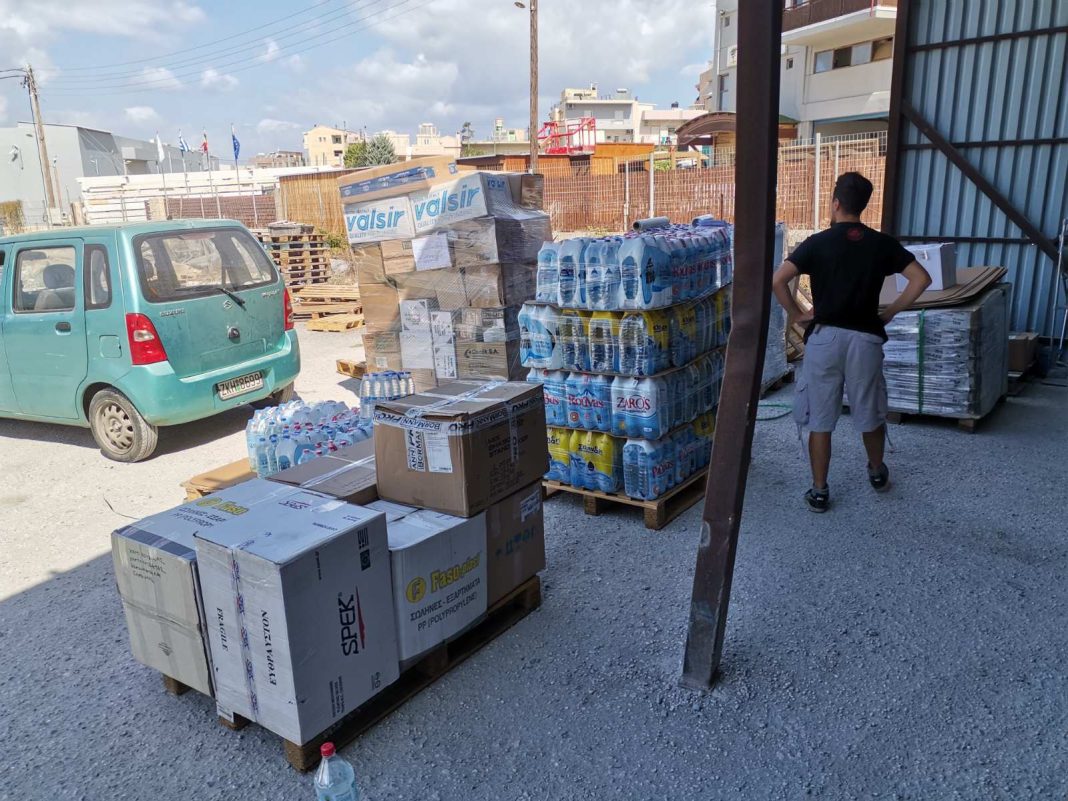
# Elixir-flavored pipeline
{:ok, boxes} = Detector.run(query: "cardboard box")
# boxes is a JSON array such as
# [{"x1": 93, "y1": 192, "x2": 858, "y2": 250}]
[
  {"x1": 368, "y1": 500, "x2": 488, "y2": 662},
  {"x1": 400, "y1": 331, "x2": 434, "y2": 369},
  {"x1": 508, "y1": 173, "x2": 545, "y2": 210},
  {"x1": 445, "y1": 216, "x2": 552, "y2": 269},
  {"x1": 181, "y1": 459, "x2": 254, "y2": 500},
  {"x1": 394, "y1": 270, "x2": 443, "y2": 301},
  {"x1": 360, "y1": 282, "x2": 401, "y2": 329},
  {"x1": 112, "y1": 525, "x2": 213, "y2": 697},
  {"x1": 193, "y1": 480, "x2": 399, "y2": 745},
  {"x1": 430, "y1": 310, "x2": 460, "y2": 344},
  {"x1": 338, "y1": 157, "x2": 462, "y2": 205},
  {"x1": 269, "y1": 438, "x2": 377, "y2": 506},
  {"x1": 400, "y1": 298, "x2": 438, "y2": 332},
  {"x1": 433, "y1": 343, "x2": 458, "y2": 380},
  {"x1": 352, "y1": 243, "x2": 386, "y2": 285},
  {"x1": 435, "y1": 278, "x2": 468, "y2": 310},
  {"x1": 409, "y1": 368, "x2": 438, "y2": 393},
  {"x1": 365, "y1": 341, "x2": 404, "y2": 371},
  {"x1": 344, "y1": 195, "x2": 416, "y2": 244},
  {"x1": 409, "y1": 172, "x2": 530, "y2": 234},
  {"x1": 456, "y1": 339, "x2": 524, "y2": 381},
  {"x1": 464, "y1": 263, "x2": 537, "y2": 308},
  {"x1": 484, "y1": 482, "x2": 546, "y2": 606},
  {"x1": 374, "y1": 380, "x2": 547, "y2": 517},
  {"x1": 900, "y1": 243, "x2": 957, "y2": 291},
  {"x1": 1008, "y1": 332, "x2": 1038, "y2": 373}
]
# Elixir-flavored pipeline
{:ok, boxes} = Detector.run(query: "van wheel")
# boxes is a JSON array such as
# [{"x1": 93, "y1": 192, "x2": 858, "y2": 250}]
[
  {"x1": 251, "y1": 383, "x2": 295, "y2": 409},
  {"x1": 89, "y1": 389, "x2": 159, "y2": 463}
]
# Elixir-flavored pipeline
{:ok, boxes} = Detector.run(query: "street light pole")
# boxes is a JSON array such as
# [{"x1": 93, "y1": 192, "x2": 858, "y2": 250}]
[{"x1": 528, "y1": 0, "x2": 538, "y2": 175}]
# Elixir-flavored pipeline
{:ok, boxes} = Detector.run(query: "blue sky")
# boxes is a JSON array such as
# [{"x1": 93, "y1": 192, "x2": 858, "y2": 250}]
[{"x1": 0, "y1": 0, "x2": 715, "y2": 158}]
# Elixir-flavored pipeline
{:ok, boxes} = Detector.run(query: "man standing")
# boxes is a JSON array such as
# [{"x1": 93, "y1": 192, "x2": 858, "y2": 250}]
[{"x1": 772, "y1": 172, "x2": 932, "y2": 512}]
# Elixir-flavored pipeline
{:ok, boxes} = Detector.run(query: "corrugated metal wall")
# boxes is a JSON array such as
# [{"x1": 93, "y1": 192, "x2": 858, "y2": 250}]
[{"x1": 888, "y1": 0, "x2": 1067, "y2": 335}]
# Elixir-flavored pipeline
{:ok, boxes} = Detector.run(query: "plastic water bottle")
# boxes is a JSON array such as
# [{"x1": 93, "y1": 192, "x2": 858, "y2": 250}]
[
  {"x1": 623, "y1": 437, "x2": 674, "y2": 501},
  {"x1": 568, "y1": 429, "x2": 586, "y2": 489},
  {"x1": 599, "y1": 237, "x2": 622, "y2": 311},
  {"x1": 529, "y1": 368, "x2": 567, "y2": 427},
  {"x1": 559, "y1": 310, "x2": 591, "y2": 372},
  {"x1": 619, "y1": 234, "x2": 671, "y2": 309},
  {"x1": 519, "y1": 304, "x2": 537, "y2": 367},
  {"x1": 557, "y1": 237, "x2": 590, "y2": 308},
  {"x1": 588, "y1": 312, "x2": 620, "y2": 374},
  {"x1": 588, "y1": 374, "x2": 612, "y2": 432},
  {"x1": 536, "y1": 242, "x2": 561, "y2": 303},
  {"x1": 276, "y1": 435, "x2": 297, "y2": 472},
  {"x1": 314, "y1": 742, "x2": 360, "y2": 801},
  {"x1": 546, "y1": 427, "x2": 571, "y2": 482},
  {"x1": 564, "y1": 371, "x2": 587, "y2": 429},
  {"x1": 583, "y1": 239, "x2": 606, "y2": 310}
]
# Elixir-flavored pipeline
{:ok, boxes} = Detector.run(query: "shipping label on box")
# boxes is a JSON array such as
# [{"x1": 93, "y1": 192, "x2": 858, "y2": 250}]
[
  {"x1": 399, "y1": 298, "x2": 438, "y2": 332},
  {"x1": 433, "y1": 343, "x2": 458, "y2": 380},
  {"x1": 457, "y1": 339, "x2": 523, "y2": 381},
  {"x1": 430, "y1": 310, "x2": 460, "y2": 344},
  {"x1": 345, "y1": 196, "x2": 415, "y2": 244},
  {"x1": 412, "y1": 233, "x2": 453, "y2": 271},
  {"x1": 400, "y1": 331, "x2": 434, "y2": 369},
  {"x1": 192, "y1": 480, "x2": 399, "y2": 745},
  {"x1": 368, "y1": 502, "x2": 488, "y2": 661}
]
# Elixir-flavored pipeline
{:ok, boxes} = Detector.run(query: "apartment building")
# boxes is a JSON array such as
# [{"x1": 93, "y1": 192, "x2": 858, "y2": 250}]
[
  {"x1": 252, "y1": 150, "x2": 306, "y2": 169},
  {"x1": 303, "y1": 124, "x2": 363, "y2": 167},
  {"x1": 698, "y1": 0, "x2": 898, "y2": 138},
  {"x1": 551, "y1": 86, "x2": 704, "y2": 145},
  {"x1": 411, "y1": 123, "x2": 462, "y2": 159}
]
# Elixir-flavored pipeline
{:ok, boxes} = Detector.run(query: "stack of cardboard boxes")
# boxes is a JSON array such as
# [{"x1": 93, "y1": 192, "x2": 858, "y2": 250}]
[
  {"x1": 111, "y1": 380, "x2": 548, "y2": 747},
  {"x1": 343, "y1": 158, "x2": 552, "y2": 391}
]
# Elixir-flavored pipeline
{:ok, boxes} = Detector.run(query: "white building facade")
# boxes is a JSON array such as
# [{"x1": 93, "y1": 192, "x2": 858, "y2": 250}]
[
  {"x1": 698, "y1": 0, "x2": 897, "y2": 138},
  {"x1": 551, "y1": 86, "x2": 704, "y2": 145}
]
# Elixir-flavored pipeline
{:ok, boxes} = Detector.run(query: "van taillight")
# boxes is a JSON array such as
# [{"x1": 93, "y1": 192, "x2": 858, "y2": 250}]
[
  {"x1": 125, "y1": 313, "x2": 168, "y2": 365},
  {"x1": 283, "y1": 287, "x2": 294, "y2": 331}
]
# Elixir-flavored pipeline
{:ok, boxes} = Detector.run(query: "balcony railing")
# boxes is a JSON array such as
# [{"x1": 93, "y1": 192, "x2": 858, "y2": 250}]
[{"x1": 783, "y1": 0, "x2": 896, "y2": 32}]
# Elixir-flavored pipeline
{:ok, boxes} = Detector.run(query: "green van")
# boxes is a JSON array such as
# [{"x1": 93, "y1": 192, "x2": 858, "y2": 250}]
[{"x1": 0, "y1": 220, "x2": 300, "y2": 462}]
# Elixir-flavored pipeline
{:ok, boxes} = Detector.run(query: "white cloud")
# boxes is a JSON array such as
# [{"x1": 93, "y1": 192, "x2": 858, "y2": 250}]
[
  {"x1": 256, "y1": 118, "x2": 301, "y2": 135},
  {"x1": 0, "y1": 96, "x2": 7, "y2": 124},
  {"x1": 200, "y1": 68, "x2": 238, "y2": 91},
  {"x1": 138, "y1": 66, "x2": 182, "y2": 90},
  {"x1": 260, "y1": 38, "x2": 281, "y2": 62},
  {"x1": 0, "y1": 0, "x2": 204, "y2": 42},
  {"x1": 284, "y1": 55, "x2": 306, "y2": 73},
  {"x1": 124, "y1": 105, "x2": 160, "y2": 123}
]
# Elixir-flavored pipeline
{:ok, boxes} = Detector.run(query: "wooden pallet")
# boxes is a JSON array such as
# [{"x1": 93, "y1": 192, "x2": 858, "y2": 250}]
[
  {"x1": 307, "y1": 314, "x2": 364, "y2": 332},
  {"x1": 543, "y1": 468, "x2": 708, "y2": 530},
  {"x1": 258, "y1": 233, "x2": 322, "y2": 245},
  {"x1": 293, "y1": 286, "x2": 361, "y2": 302},
  {"x1": 184, "y1": 576, "x2": 543, "y2": 771},
  {"x1": 336, "y1": 358, "x2": 367, "y2": 379},
  {"x1": 886, "y1": 395, "x2": 1005, "y2": 433},
  {"x1": 760, "y1": 367, "x2": 795, "y2": 398}
]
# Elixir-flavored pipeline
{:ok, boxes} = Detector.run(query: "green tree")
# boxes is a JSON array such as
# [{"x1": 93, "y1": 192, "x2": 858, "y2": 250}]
[
  {"x1": 343, "y1": 140, "x2": 368, "y2": 168},
  {"x1": 365, "y1": 134, "x2": 397, "y2": 166},
  {"x1": 461, "y1": 144, "x2": 488, "y2": 157}
]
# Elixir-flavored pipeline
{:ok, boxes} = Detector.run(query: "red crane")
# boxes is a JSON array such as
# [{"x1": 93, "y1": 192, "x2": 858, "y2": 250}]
[{"x1": 537, "y1": 117, "x2": 596, "y2": 155}]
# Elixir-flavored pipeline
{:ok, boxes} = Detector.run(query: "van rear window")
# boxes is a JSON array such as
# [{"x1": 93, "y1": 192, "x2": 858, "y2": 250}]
[{"x1": 135, "y1": 228, "x2": 277, "y2": 303}]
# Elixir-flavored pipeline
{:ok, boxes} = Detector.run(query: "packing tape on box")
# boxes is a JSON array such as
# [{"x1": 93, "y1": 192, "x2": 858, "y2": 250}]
[{"x1": 303, "y1": 455, "x2": 377, "y2": 489}]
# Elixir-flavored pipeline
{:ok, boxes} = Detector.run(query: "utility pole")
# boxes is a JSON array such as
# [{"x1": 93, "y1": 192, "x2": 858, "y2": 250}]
[
  {"x1": 528, "y1": 0, "x2": 539, "y2": 175},
  {"x1": 25, "y1": 66, "x2": 58, "y2": 212}
]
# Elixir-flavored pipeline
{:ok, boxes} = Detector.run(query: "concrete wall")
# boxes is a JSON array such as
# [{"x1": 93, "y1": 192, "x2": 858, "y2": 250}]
[{"x1": 803, "y1": 58, "x2": 893, "y2": 121}]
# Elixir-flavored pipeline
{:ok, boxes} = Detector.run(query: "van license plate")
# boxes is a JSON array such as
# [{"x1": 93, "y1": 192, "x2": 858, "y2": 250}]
[{"x1": 218, "y1": 372, "x2": 264, "y2": 400}]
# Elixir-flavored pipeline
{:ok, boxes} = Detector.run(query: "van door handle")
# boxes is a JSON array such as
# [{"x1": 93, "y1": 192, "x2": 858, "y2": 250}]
[{"x1": 55, "y1": 322, "x2": 71, "y2": 333}]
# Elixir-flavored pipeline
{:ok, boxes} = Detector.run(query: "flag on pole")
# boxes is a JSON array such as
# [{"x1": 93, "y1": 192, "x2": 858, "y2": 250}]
[
  {"x1": 201, "y1": 131, "x2": 209, "y2": 153},
  {"x1": 155, "y1": 132, "x2": 166, "y2": 164},
  {"x1": 177, "y1": 131, "x2": 189, "y2": 154},
  {"x1": 231, "y1": 125, "x2": 240, "y2": 162}
]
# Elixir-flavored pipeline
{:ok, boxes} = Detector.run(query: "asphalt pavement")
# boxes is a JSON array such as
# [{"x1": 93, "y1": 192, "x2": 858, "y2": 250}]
[{"x1": 1, "y1": 327, "x2": 1065, "y2": 800}]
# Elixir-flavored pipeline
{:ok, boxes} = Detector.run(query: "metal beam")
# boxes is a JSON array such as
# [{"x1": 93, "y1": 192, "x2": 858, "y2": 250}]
[
  {"x1": 901, "y1": 138, "x2": 1068, "y2": 151},
  {"x1": 880, "y1": 0, "x2": 912, "y2": 235},
  {"x1": 898, "y1": 235, "x2": 1033, "y2": 245},
  {"x1": 680, "y1": 0, "x2": 781, "y2": 691},
  {"x1": 901, "y1": 100, "x2": 1059, "y2": 262},
  {"x1": 908, "y1": 25, "x2": 1068, "y2": 53}
]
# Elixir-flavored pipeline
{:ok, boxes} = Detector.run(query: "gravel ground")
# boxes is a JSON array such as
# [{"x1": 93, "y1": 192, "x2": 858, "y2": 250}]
[{"x1": 1, "y1": 327, "x2": 1066, "y2": 800}]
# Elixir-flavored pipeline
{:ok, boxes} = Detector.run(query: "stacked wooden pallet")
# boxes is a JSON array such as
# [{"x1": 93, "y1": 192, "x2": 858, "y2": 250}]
[
  {"x1": 255, "y1": 232, "x2": 330, "y2": 288},
  {"x1": 291, "y1": 285, "x2": 364, "y2": 332}
]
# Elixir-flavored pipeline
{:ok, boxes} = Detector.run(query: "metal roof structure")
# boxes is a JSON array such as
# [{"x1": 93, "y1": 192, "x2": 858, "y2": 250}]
[{"x1": 883, "y1": 0, "x2": 1068, "y2": 336}]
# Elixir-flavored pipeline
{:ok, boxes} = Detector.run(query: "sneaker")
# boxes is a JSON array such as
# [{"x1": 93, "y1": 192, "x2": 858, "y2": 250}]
[
  {"x1": 868, "y1": 462, "x2": 890, "y2": 492},
  {"x1": 804, "y1": 487, "x2": 830, "y2": 513}
]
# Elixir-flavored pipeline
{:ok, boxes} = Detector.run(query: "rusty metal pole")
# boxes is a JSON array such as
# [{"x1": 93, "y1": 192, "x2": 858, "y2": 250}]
[{"x1": 680, "y1": 0, "x2": 782, "y2": 690}]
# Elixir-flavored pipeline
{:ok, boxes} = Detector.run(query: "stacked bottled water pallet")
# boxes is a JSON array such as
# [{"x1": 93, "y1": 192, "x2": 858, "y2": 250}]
[
  {"x1": 522, "y1": 219, "x2": 733, "y2": 502},
  {"x1": 245, "y1": 400, "x2": 374, "y2": 478}
]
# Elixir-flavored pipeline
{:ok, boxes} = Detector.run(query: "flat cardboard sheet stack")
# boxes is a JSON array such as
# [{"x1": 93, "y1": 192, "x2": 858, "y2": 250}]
[
  {"x1": 882, "y1": 281, "x2": 1009, "y2": 419},
  {"x1": 341, "y1": 158, "x2": 552, "y2": 391},
  {"x1": 762, "y1": 224, "x2": 789, "y2": 389}
]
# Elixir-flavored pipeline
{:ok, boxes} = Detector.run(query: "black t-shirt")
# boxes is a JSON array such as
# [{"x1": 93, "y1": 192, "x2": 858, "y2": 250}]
[{"x1": 788, "y1": 222, "x2": 915, "y2": 341}]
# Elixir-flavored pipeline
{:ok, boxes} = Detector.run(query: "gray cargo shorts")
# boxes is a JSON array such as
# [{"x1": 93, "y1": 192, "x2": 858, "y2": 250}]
[{"x1": 794, "y1": 324, "x2": 888, "y2": 433}]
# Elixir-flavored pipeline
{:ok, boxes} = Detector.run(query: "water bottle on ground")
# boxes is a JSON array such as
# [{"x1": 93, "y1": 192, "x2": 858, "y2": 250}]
[
  {"x1": 536, "y1": 242, "x2": 561, "y2": 303},
  {"x1": 314, "y1": 742, "x2": 360, "y2": 801}
]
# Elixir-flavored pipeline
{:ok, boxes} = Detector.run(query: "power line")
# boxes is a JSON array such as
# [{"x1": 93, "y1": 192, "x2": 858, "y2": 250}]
[
  {"x1": 43, "y1": 0, "x2": 429, "y2": 95},
  {"x1": 48, "y1": 0, "x2": 342, "y2": 73},
  {"x1": 41, "y1": 0, "x2": 372, "y2": 84}
]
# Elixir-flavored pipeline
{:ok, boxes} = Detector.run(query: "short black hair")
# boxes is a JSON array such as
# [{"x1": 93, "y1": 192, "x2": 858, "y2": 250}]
[{"x1": 833, "y1": 172, "x2": 874, "y2": 215}]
